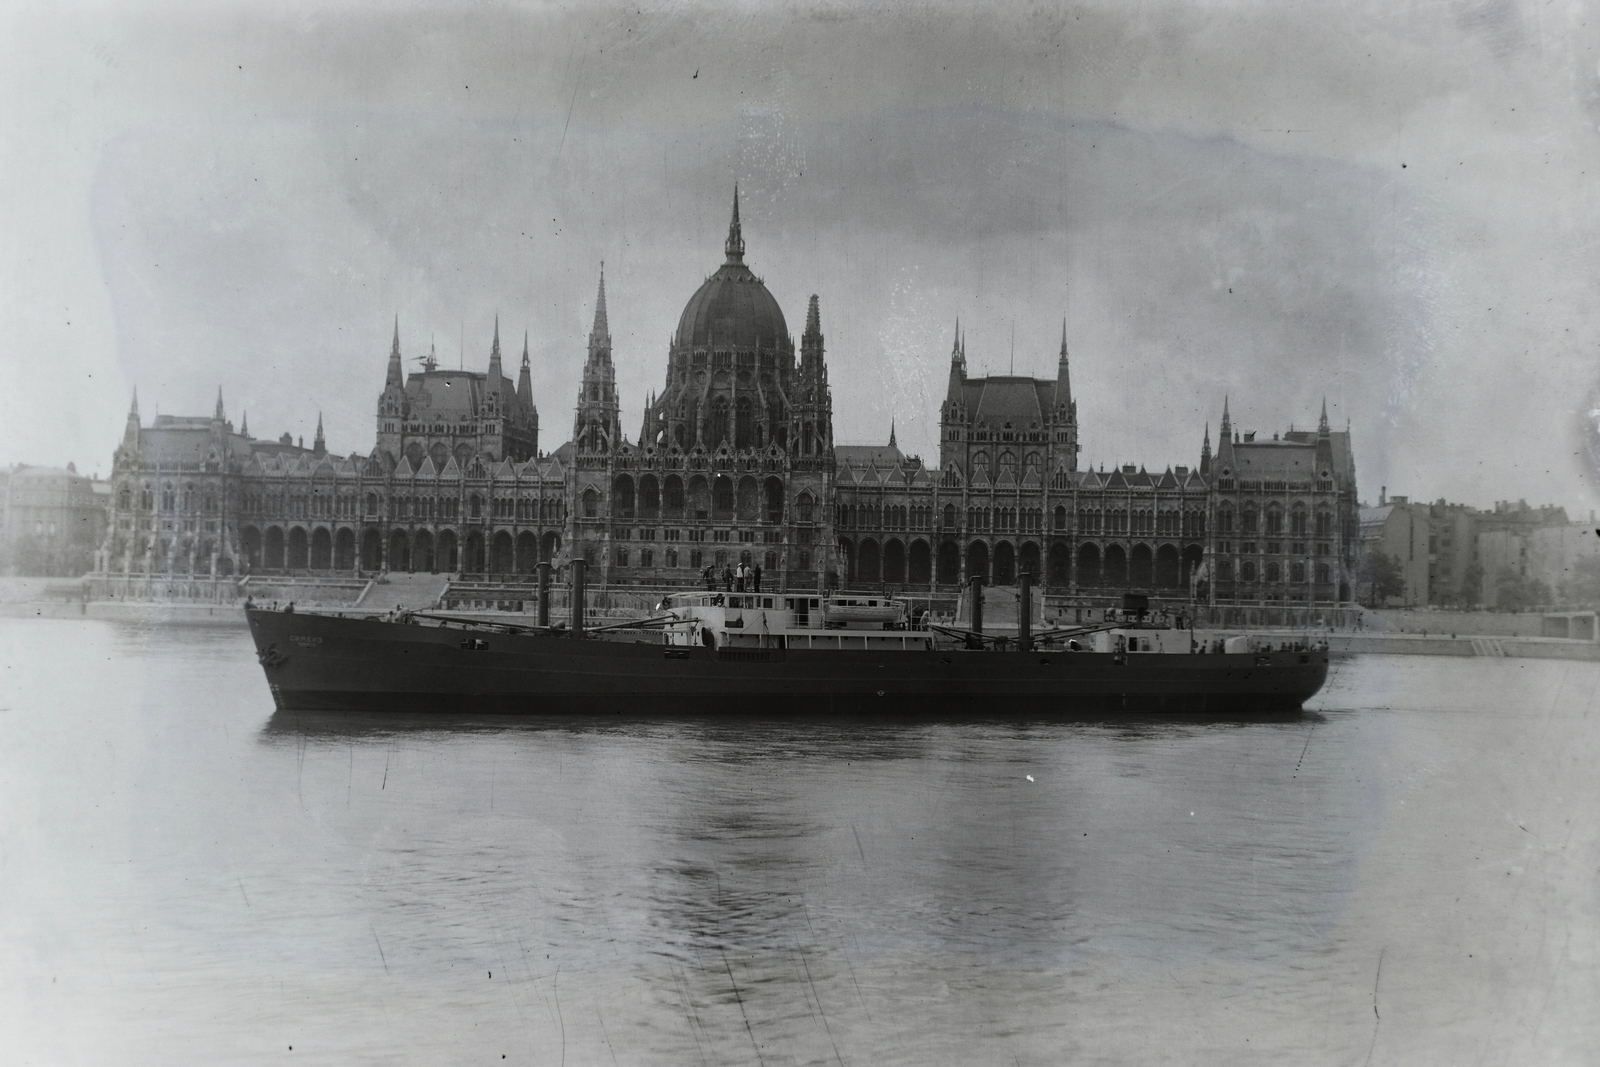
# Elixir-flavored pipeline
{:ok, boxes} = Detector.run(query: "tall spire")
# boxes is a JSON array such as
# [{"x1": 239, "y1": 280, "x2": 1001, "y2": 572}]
[
  {"x1": 888, "y1": 418, "x2": 897, "y2": 449},
  {"x1": 385, "y1": 315, "x2": 404, "y2": 388},
  {"x1": 313, "y1": 411, "x2": 326, "y2": 456},
  {"x1": 1054, "y1": 317, "x2": 1073, "y2": 411},
  {"x1": 590, "y1": 264, "x2": 610, "y2": 347},
  {"x1": 240, "y1": 410, "x2": 249, "y2": 437},
  {"x1": 1220, "y1": 395, "x2": 1232, "y2": 440},
  {"x1": 1318, "y1": 396, "x2": 1330, "y2": 435},
  {"x1": 1200, "y1": 421, "x2": 1212, "y2": 474},
  {"x1": 122, "y1": 388, "x2": 141, "y2": 447},
  {"x1": 724, "y1": 185, "x2": 745, "y2": 264},
  {"x1": 517, "y1": 330, "x2": 534, "y2": 413},
  {"x1": 213, "y1": 387, "x2": 226, "y2": 422},
  {"x1": 801, "y1": 293, "x2": 825, "y2": 373}
]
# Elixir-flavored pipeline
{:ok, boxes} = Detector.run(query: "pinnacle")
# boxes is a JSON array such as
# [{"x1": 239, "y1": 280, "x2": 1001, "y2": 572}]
[
  {"x1": 724, "y1": 185, "x2": 745, "y2": 264},
  {"x1": 591, "y1": 265, "x2": 610, "y2": 343},
  {"x1": 805, "y1": 294, "x2": 821, "y2": 336}
]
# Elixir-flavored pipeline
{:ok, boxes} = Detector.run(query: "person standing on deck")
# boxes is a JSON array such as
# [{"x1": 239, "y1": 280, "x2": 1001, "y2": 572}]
[{"x1": 752, "y1": 564, "x2": 762, "y2": 593}]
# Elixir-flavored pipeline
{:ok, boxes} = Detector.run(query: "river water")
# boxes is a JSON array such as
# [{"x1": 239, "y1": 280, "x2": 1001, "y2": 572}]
[{"x1": 1, "y1": 617, "x2": 1596, "y2": 1065}]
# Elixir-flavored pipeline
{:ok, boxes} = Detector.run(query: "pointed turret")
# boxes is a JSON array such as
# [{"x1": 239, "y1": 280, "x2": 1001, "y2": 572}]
[
  {"x1": 240, "y1": 410, "x2": 249, "y2": 438},
  {"x1": 594, "y1": 267, "x2": 609, "y2": 341},
  {"x1": 213, "y1": 387, "x2": 226, "y2": 423},
  {"x1": 1049, "y1": 318, "x2": 1080, "y2": 472},
  {"x1": 946, "y1": 317, "x2": 967, "y2": 402},
  {"x1": 486, "y1": 316, "x2": 505, "y2": 413},
  {"x1": 888, "y1": 419, "x2": 897, "y2": 449},
  {"x1": 1053, "y1": 318, "x2": 1072, "y2": 409},
  {"x1": 517, "y1": 331, "x2": 534, "y2": 414},
  {"x1": 576, "y1": 265, "x2": 619, "y2": 454},
  {"x1": 385, "y1": 315, "x2": 403, "y2": 388},
  {"x1": 1314, "y1": 397, "x2": 1335, "y2": 476},
  {"x1": 801, "y1": 293, "x2": 826, "y2": 375},
  {"x1": 724, "y1": 185, "x2": 745, "y2": 264},
  {"x1": 1215, "y1": 398, "x2": 1237, "y2": 471},
  {"x1": 122, "y1": 388, "x2": 141, "y2": 447},
  {"x1": 1200, "y1": 422, "x2": 1212, "y2": 475},
  {"x1": 313, "y1": 411, "x2": 326, "y2": 456}
]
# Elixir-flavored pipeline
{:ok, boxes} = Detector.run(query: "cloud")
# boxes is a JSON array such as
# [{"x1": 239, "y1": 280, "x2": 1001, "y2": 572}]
[{"x1": 3, "y1": 0, "x2": 1598, "y2": 509}]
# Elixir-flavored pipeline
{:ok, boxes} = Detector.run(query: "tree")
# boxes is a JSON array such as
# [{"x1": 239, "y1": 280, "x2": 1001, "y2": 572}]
[
  {"x1": 1357, "y1": 550, "x2": 1405, "y2": 607},
  {"x1": 1491, "y1": 564, "x2": 1550, "y2": 612}
]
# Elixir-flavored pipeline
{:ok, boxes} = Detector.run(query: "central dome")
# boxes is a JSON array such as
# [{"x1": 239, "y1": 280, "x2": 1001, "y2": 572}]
[{"x1": 674, "y1": 189, "x2": 790, "y2": 352}]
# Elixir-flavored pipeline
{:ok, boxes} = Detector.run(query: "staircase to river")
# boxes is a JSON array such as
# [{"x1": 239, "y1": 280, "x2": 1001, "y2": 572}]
[{"x1": 357, "y1": 573, "x2": 450, "y2": 611}]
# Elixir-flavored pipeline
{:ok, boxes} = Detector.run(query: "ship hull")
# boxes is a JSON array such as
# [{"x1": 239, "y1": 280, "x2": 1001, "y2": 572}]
[{"x1": 246, "y1": 609, "x2": 1330, "y2": 715}]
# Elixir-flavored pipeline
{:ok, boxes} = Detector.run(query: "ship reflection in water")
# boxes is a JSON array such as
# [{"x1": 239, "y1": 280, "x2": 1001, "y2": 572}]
[{"x1": 4, "y1": 618, "x2": 1598, "y2": 1065}]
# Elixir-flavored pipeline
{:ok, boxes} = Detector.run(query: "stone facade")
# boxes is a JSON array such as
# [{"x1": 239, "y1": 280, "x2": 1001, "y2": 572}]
[
  {"x1": 2, "y1": 463, "x2": 107, "y2": 576},
  {"x1": 97, "y1": 189, "x2": 1359, "y2": 604}
]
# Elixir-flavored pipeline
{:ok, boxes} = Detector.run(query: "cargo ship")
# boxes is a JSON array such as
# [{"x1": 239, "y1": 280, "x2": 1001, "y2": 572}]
[{"x1": 246, "y1": 565, "x2": 1329, "y2": 715}]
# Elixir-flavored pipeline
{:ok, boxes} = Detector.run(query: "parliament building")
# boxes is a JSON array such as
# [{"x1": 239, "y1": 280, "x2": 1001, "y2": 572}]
[{"x1": 98, "y1": 192, "x2": 1361, "y2": 605}]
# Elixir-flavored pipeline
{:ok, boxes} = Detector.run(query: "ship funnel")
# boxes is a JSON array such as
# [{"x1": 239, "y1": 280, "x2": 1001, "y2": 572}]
[
  {"x1": 1018, "y1": 572, "x2": 1033, "y2": 652},
  {"x1": 537, "y1": 561, "x2": 551, "y2": 627},
  {"x1": 570, "y1": 559, "x2": 586, "y2": 637}
]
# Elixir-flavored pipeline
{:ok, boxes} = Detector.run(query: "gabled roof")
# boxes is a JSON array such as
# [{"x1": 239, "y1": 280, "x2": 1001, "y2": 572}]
[
  {"x1": 1220, "y1": 430, "x2": 1355, "y2": 481},
  {"x1": 834, "y1": 444, "x2": 905, "y2": 469},
  {"x1": 962, "y1": 376, "x2": 1053, "y2": 427}
]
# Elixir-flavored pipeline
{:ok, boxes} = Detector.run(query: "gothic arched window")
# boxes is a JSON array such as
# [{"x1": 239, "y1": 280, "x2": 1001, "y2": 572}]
[
  {"x1": 736, "y1": 397, "x2": 754, "y2": 450},
  {"x1": 711, "y1": 398, "x2": 731, "y2": 446}
]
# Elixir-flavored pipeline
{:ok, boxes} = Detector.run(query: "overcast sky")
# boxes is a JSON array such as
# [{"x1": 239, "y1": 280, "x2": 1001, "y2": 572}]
[{"x1": 3, "y1": 0, "x2": 1598, "y2": 512}]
